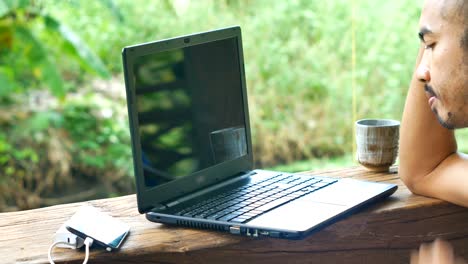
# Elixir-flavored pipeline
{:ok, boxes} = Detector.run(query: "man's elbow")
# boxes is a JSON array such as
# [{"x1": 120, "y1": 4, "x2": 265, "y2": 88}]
[{"x1": 398, "y1": 165, "x2": 425, "y2": 195}]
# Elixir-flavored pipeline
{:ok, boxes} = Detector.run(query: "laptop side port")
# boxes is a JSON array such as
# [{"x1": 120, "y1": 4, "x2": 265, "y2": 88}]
[
  {"x1": 252, "y1": 229, "x2": 258, "y2": 237},
  {"x1": 229, "y1": 226, "x2": 241, "y2": 235},
  {"x1": 246, "y1": 228, "x2": 260, "y2": 237},
  {"x1": 259, "y1": 230, "x2": 269, "y2": 236}
]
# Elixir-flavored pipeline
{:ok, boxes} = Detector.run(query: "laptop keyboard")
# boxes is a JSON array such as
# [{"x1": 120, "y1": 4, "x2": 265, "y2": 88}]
[{"x1": 174, "y1": 173, "x2": 338, "y2": 224}]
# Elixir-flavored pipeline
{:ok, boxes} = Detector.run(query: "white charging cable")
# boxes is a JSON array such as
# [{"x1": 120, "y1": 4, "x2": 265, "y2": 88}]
[{"x1": 48, "y1": 233, "x2": 93, "y2": 264}]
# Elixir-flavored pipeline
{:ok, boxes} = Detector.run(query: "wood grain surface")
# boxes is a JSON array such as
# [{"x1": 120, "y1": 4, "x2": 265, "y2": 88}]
[{"x1": 1, "y1": 166, "x2": 467, "y2": 264}]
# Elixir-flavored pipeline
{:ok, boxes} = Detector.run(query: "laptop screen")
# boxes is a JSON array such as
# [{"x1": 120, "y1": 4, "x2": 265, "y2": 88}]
[{"x1": 131, "y1": 37, "x2": 248, "y2": 187}]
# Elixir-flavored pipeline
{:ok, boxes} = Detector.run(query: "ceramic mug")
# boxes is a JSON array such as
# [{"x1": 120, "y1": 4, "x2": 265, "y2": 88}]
[{"x1": 355, "y1": 119, "x2": 400, "y2": 172}]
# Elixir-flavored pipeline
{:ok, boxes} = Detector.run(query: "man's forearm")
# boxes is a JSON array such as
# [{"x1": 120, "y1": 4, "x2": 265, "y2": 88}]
[
  {"x1": 414, "y1": 153, "x2": 468, "y2": 207},
  {"x1": 399, "y1": 46, "x2": 458, "y2": 195}
]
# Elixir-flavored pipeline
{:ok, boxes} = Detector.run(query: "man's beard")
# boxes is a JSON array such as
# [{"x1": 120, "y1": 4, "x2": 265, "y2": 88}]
[
  {"x1": 436, "y1": 114, "x2": 456, "y2": 129},
  {"x1": 432, "y1": 108, "x2": 456, "y2": 130}
]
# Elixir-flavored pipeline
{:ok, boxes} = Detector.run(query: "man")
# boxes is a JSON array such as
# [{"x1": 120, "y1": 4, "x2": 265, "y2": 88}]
[
  {"x1": 400, "y1": 0, "x2": 467, "y2": 263},
  {"x1": 400, "y1": 0, "x2": 468, "y2": 207}
]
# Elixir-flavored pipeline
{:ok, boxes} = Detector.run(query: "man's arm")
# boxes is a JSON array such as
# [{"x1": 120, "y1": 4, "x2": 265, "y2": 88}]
[{"x1": 399, "y1": 45, "x2": 468, "y2": 207}]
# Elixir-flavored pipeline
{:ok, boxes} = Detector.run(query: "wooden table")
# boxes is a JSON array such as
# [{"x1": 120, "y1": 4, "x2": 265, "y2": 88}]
[{"x1": 1, "y1": 166, "x2": 468, "y2": 264}]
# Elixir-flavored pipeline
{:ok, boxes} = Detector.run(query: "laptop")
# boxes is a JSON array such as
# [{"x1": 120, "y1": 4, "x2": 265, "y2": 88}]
[{"x1": 121, "y1": 26, "x2": 397, "y2": 239}]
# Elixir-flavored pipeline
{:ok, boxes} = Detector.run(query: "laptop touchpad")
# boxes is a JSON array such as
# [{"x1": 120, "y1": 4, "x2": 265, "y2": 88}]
[
  {"x1": 247, "y1": 197, "x2": 346, "y2": 232},
  {"x1": 303, "y1": 178, "x2": 392, "y2": 206}
]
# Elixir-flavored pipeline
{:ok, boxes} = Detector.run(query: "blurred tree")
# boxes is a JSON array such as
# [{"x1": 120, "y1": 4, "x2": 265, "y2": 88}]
[
  {"x1": 0, "y1": 0, "x2": 110, "y2": 100},
  {"x1": 0, "y1": 0, "x2": 133, "y2": 212}
]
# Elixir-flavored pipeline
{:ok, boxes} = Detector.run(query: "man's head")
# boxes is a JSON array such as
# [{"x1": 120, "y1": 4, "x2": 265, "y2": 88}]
[{"x1": 416, "y1": 0, "x2": 468, "y2": 129}]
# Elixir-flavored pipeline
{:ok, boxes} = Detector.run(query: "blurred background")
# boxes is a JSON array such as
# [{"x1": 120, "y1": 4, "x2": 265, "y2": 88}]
[{"x1": 1, "y1": 0, "x2": 467, "y2": 212}]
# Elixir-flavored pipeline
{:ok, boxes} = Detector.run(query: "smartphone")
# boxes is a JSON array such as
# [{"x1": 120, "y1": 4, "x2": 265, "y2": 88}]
[{"x1": 66, "y1": 205, "x2": 130, "y2": 251}]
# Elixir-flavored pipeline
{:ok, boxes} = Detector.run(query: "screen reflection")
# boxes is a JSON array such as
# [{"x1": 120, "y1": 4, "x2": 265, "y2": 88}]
[{"x1": 132, "y1": 37, "x2": 247, "y2": 187}]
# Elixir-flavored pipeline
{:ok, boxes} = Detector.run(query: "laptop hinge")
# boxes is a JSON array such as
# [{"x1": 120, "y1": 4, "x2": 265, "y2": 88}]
[{"x1": 165, "y1": 171, "x2": 256, "y2": 208}]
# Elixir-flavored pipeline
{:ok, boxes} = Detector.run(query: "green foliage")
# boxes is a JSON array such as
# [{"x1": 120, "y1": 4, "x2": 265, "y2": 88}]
[
  {"x1": 1, "y1": 0, "x2": 436, "y2": 210},
  {"x1": 43, "y1": 0, "x2": 422, "y2": 167},
  {"x1": 0, "y1": 0, "x2": 110, "y2": 99},
  {"x1": 61, "y1": 93, "x2": 132, "y2": 175},
  {"x1": 269, "y1": 154, "x2": 354, "y2": 173},
  {"x1": 0, "y1": 90, "x2": 133, "y2": 210},
  {"x1": 0, "y1": 0, "x2": 131, "y2": 211}
]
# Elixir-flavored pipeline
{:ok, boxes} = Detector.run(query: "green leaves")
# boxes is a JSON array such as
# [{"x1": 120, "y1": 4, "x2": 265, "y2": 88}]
[
  {"x1": 98, "y1": 0, "x2": 124, "y2": 22},
  {"x1": 28, "y1": 111, "x2": 63, "y2": 132},
  {"x1": 43, "y1": 15, "x2": 110, "y2": 79},
  {"x1": 0, "y1": 1, "x2": 111, "y2": 99},
  {"x1": 14, "y1": 25, "x2": 65, "y2": 98},
  {"x1": 0, "y1": 1, "x2": 9, "y2": 18},
  {"x1": 0, "y1": 66, "x2": 14, "y2": 97},
  {"x1": 0, "y1": 0, "x2": 29, "y2": 18}
]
